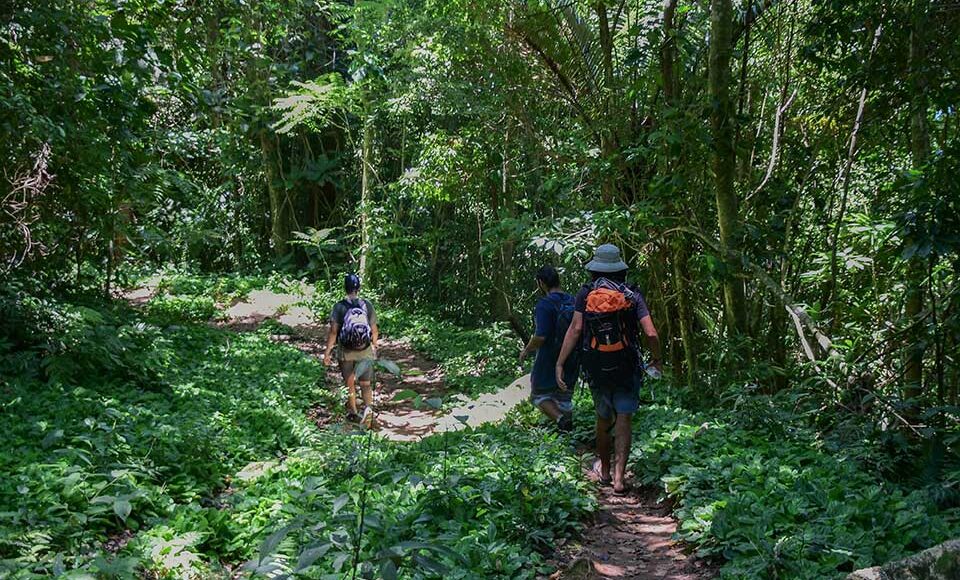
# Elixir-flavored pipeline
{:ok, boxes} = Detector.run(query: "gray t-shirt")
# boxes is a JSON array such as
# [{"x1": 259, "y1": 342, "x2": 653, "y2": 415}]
[{"x1": 330, "y1": 297, "x2": 377, "y2": 328}]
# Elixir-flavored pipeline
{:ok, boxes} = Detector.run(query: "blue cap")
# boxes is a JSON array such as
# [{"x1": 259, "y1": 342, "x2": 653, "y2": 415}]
[{"x1": 345, "y1": 273, "x2": 361, "y2": 293}]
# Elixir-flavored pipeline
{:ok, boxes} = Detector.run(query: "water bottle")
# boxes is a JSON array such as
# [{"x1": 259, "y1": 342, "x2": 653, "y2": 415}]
[{"x1": 645, "y1": 363, "x2": 662, "y2": 380}]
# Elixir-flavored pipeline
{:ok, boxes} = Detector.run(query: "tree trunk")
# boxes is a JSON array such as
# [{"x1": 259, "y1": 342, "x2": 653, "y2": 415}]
[
  {"x1": 822, "y1": 21, "x2": 883, "y2": 311},
  {"x1": 261, "y1": 131, "x2": 290, "y2": 258},
  {"x1": 492, "y1": 123, "x2": 517, "y2": 326},
  {"x1": 671, "y1": 237, "x2": 697, "y2": 381},
  {"x1": 596, "y1": 1, "x2": 617, "y2": 204},
  {"x1": 904, "y1": 1, "x2": 930, "y2": 403},
  {"x1": 661, "y1": 0, "x2": 697, "y2": 383},
  {"x1": 359, "y1": 114, "x2": 374, "y2": 281},
  {"x1": 709, "y1": 0, "x2": 748, "y2": 337}
]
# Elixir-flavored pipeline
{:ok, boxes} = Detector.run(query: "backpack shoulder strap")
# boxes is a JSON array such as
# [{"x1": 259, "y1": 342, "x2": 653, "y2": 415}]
[{"x1": 335, "y1": 299, "x2": 350, "y2": 327}]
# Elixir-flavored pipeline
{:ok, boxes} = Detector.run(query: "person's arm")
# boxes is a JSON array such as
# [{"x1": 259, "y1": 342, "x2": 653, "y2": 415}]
[
  {"x1": 324, "y1": 321, "x2": 339, "y2": 367},
  {"x1": 555, "y1": 312, "x2": 583, "y2": 390},
  {"x1": 639, "y1": 315, "x2": 662, "y2": 371},
  {"x1": 521, "y1": 299, "x2": 552, "y2": 362},
  {"x1": 519, "y1": 335, "x2": 546, "y2": 362}
]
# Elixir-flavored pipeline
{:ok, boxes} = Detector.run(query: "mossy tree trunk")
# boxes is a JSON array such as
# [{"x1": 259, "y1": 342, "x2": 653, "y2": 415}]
[
  {"x1": 709, "y1": 0, "x2": 748, "y2": 339},
  {"x1": 359, "y1": 112, "x2": 374, "y2": 282}
]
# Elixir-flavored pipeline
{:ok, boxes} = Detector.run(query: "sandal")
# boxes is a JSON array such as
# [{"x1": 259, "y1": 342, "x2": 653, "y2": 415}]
[
  {"x1": 612, "y1": 482, "x2": 632, "y2": 496},
  {"x1": 592, "y1": 460, "x2": 612, "y2": 486}
]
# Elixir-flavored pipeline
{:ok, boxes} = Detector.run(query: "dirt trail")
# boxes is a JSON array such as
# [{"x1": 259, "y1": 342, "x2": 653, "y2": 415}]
[
  {"x1": 152, "y1": 284, "x2": 528, "y2": 440},
  {"x1": 552, "y1": 476, "x2": 715, "y2": 580},
  {"x1": 214, "y1": 288, "x2": 451, "y2": 440}
]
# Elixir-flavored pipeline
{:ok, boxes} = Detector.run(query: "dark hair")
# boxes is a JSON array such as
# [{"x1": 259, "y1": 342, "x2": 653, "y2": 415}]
[
  {"x1": 589, "y1": 269, "x2": 627, "y2": 283},
  {"x1": 345, "y1": 273, "x2": 361, "y2": 293},
  {"x1": 536, "y1": 265, "x2": 561, "y2": 289}
]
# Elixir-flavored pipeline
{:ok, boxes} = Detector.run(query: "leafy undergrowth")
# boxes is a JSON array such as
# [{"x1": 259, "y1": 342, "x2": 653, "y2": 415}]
[
  {"x1": 623, "y1": 395, "x2": 960, "y2": 579},
  {"x1": 152, "y1": 270, "x2": 301, "y2": 304},
  {"x1": 148, "y1": 271, "x2": 521, "y2": 401},
  {"x1": 1, "y1": 277, "x2": 592, "y2": 578},
  {"x1": 145, "y1": 424, "x2": 593, "y2": 578},
  {"x1": 376, "y1": 309, "x2": 521, "y2": 399},
  {"x1": 0, "y1": 294, "x2": 333, "y2": 577}
]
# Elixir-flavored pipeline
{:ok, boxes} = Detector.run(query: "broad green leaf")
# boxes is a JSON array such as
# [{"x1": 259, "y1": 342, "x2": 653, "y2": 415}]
[{"x1": 296, "y1": 543, "x2": 332, "y2": 571}]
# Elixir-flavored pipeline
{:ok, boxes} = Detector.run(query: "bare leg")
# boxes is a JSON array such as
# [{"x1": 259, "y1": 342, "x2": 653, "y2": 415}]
[
  {"x1": 596, "y1": 416, "x2": 613, "y2": 481},
  {"x1": 345, "y1": 371, "x2": 359, "y2": 415},
  {"x1": 613, "y1": 413, "x2": 632, "y2": 492},
  {"x1": 359, "y1": 380, "x2": 373, "y2": 408},
  {"x1": 537, "y1": 399, "x2": 563, "y2": 421}
]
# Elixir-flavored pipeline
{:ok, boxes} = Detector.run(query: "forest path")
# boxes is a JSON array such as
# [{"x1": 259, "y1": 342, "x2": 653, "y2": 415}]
[
  {"x1": 218, "y1": 288, "x2": 450, "y2": 441},
  {"x1": 552, "y1": 472, "x2": 715, "y2": 580},
  {"x1": 128, "y1": 281, "x2": 709, "y2": 577},
  {"x1": 127, "y1": 280, "x2": 526, "y2": 440}
]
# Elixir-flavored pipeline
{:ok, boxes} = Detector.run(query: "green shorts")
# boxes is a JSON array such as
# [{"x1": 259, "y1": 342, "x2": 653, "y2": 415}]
[{"x1": 338, "y1": 345, "x2": 374, "y2": 382}]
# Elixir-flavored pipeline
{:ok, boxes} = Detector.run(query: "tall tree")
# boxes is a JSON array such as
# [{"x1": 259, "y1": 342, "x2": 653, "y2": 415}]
[
  {"x1": 660, "y1": 0, "x2": 697, "y2": 382},
  {"x1": 709, "y1": 0, "x2": 748, "y2": 337},
  {"x1": 904, "y1": 0, "x2": 930, "y2": 403}
]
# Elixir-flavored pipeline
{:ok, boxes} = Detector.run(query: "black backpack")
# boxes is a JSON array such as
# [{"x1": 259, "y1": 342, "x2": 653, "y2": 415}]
[
  {"x1": 581, "y1": 279, "x2": 638, "y2": 386},
  {"x1": 547, "y1": 293, "x2": 579, "y2": 382},
  {"x1": 547, "y1": 293, "x2": 575, "y2": 350}
]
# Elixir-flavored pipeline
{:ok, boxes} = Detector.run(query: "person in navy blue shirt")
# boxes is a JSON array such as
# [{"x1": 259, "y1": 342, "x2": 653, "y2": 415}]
[{"x1": 519, "y1": 266, "x2": 577, "y2": 431}]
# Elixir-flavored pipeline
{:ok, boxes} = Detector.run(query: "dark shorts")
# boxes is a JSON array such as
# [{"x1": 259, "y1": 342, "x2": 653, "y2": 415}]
[
  {"x1": 530, "y1": 392, "x2": 574, "y2": 413},
  {"x1": 586, "y1": 369, "x2": 641, "y2": 420}
]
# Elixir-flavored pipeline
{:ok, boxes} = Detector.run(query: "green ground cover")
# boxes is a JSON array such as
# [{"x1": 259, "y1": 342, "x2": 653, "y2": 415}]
[
  {"x1": 0, "y1": 276, "x2": 593, "y2": 578},
  {"x1": 5, "y1": 273, "x2": 958, "y2": 579},
  {"x1": 619, "y1": 397, "x2": 960, "y2": 579},
  {"x1": 154, "y1": 271, "x2": 521, "y2": 399},
  {"x1": 0, "y1": 292, "x2": 333, "y2": 577}
]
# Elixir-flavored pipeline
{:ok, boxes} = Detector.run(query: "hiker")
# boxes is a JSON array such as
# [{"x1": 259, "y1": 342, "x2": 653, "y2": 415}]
[
  {"x1": 323, "y1": 273, "x2": 379, "y2": 428},
  {"x1": 519, "y1": 265, "x2": 578, "y2": 432},
  {"x1": 555, "y1": 244, "x2": 662, "y2": 494}
]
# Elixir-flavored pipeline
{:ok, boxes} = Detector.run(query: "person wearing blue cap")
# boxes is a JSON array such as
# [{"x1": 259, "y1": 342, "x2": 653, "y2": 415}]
[
  {"x1": 324, "y1": 273, "x2": 379, "y2": 428},
  {"x1": 555, "y1": 244, "x2": 662, "y2": 494}
]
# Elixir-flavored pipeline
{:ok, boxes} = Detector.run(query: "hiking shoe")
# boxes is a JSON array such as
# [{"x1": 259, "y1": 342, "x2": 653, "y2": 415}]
[
  {"x1": 557, "y1": 414, "x2": 574, "y2": 433},
  {"x1": 346, "y1": 411, "x2": 362, "y2": 423},
  {"x1": 361, "y1": 407, "x2": 376, "y2": 429}
]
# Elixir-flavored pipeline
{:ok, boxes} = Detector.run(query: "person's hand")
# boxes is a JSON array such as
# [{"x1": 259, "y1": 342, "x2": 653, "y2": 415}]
[
  {"x1": 519, "y1": 348, "x2": 529, "y2": 364},
  {"x1": 555, "y1": 364, "x2": 568, "y2": 391},
  {"x1": 323, "y1": 353, "x2": 332, "y2": 367}
]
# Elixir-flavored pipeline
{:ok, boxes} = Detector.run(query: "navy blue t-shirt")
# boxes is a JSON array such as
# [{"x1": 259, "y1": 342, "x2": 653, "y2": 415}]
[{"x1": 531, "y1": 291, "x2": 576, "y2": 394}]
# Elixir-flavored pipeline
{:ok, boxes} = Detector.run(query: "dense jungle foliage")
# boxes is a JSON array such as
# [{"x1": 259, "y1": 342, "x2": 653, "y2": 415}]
[{"x1": 3, "y1": 0, "x2": 960, "y2": 578}]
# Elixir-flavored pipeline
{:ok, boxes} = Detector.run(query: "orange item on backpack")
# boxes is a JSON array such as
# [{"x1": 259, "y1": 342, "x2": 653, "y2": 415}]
[
  {"x1": 586, "y1": 288, "x2": 632, "y2": 313},
  {"x1": 585, "y1": 287, "x2": 633, "y2": 352}
]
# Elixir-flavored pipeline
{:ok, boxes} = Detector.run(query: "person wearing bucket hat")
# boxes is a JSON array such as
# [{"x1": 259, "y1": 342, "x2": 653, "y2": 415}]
[
  {"x1": 584, "y1": 243, "x2": 629, "y2": 273},
  {"x1": 554, "y1": 243, "x2": 662, "y2": 495}
]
